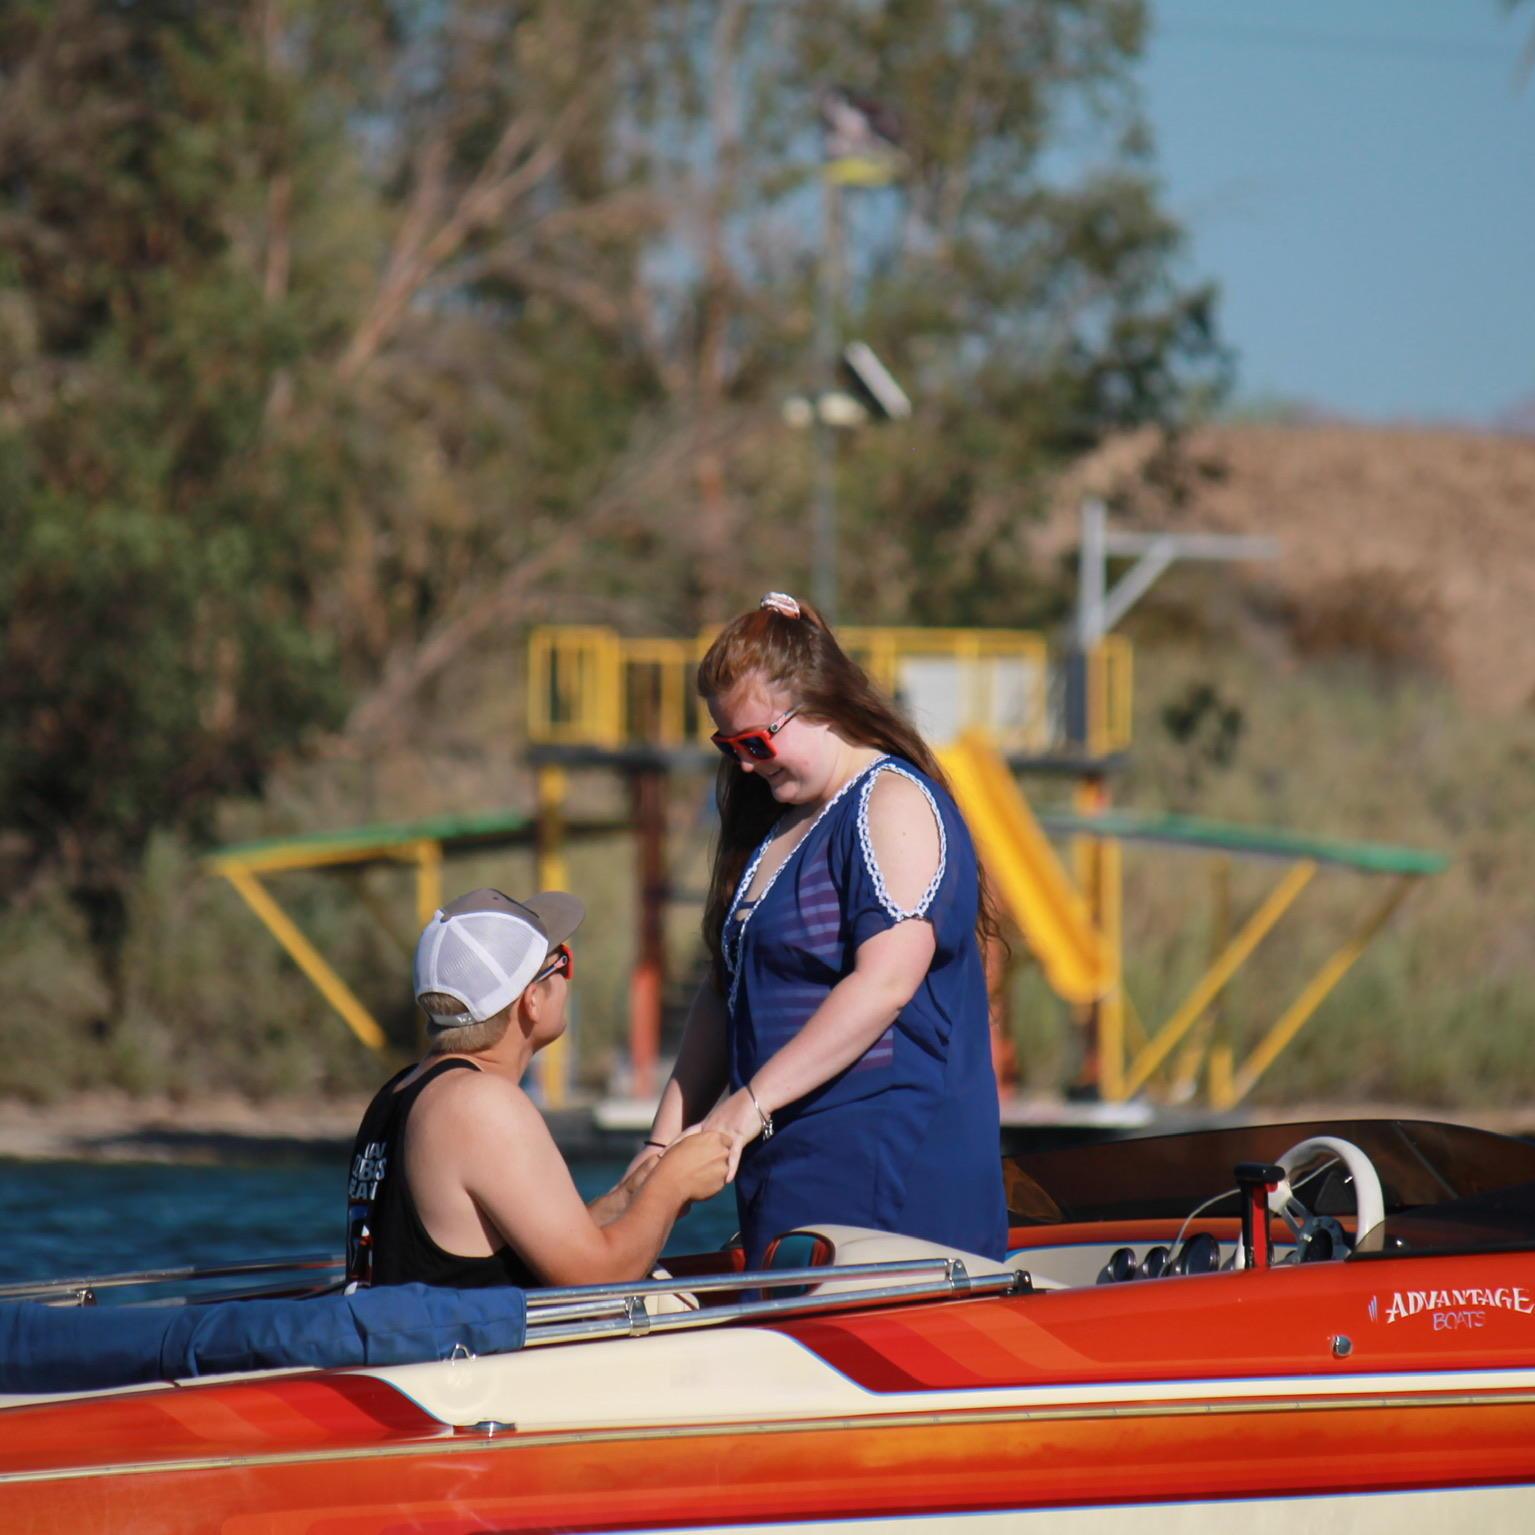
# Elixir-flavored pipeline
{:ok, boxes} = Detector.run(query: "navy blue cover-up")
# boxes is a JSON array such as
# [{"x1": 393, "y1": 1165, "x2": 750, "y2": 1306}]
[{"x1": 723, "y1": 756, "x2": 1007, "y2": 1268}]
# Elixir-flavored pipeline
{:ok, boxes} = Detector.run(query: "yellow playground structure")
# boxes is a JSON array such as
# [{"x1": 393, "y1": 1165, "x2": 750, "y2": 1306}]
[{"x1": 206, "y1": 622, "x2": 1445, "y2": 1113}]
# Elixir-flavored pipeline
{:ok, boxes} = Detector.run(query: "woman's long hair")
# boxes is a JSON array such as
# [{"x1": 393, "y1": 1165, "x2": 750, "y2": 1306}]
[{"x1": 698, "y1": 598, "x2": 1005, "y2": 994}]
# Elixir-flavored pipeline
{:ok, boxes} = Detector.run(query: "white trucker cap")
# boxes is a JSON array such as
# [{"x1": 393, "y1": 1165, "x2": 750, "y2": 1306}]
[{"x1": 413, "y1": 887, "x2": 584, "y2": 1027}]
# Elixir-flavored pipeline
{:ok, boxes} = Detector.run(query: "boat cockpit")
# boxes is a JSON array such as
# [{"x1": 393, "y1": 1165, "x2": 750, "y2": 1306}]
[{"x1": 7, "y1": 1118, "x2": 1535, "y2": 1400}]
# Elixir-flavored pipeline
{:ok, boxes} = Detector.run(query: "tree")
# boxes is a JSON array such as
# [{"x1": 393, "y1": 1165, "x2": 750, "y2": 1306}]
[
  {"x1": 0, "y1": 0, "x2": 1224, "y2": 881},
  {"x1": 343, "y1": 0, "x2": 1227, "y2": 660},
  {"x1": 0, "y1": 1, "x2": 361, "y2": 883}
]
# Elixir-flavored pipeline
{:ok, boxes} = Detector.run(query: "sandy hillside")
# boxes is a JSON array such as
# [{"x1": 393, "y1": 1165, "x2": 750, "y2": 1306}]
[{"x1": 1047, "y1": 423, "x2": 1535, "y2": 712}]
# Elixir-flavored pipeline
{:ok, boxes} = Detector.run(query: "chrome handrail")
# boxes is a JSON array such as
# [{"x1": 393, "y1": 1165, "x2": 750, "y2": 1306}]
[
  {"x1": 523, "y1": 1257, "x2": 981, "y2": 1325},
  {"x1": 1, "y1": 1254, "x2": 1028, "y2": 1339},
  {"x1": 0, "y1": 1254, "x2": 344, "y2": 1305},
  {"x1": 526, "y1": 1255, "x2": 958, "y2": 1307},
  {"x1": 525, "y1": 1259, "x2": 1025, "y2": 1345}
]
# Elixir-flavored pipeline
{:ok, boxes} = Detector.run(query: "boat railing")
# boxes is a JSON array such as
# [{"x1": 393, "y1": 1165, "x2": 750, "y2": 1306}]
[
  {"x1": 522, "y1": 1257, "x2": 1026, "y2": 1345},
  {"x1": 3, "y1": 1252, "x2": 1026, "y2": 1338},
  {"x1": 0, "y1": 1254, "x2": 345, "y2": 1308}
]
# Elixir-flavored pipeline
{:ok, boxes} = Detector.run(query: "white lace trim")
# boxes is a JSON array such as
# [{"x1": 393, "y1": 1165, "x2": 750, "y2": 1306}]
[
  {"x1": 856, "y1": 763, "x2": 947, "y2": 922},
  {"x1": 722, "y1": 756, "x2": 889, "y2": 1015}
]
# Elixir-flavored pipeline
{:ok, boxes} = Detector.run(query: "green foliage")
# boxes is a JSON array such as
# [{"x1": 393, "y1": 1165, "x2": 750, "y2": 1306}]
[
  {"x1": 115, "y1": 833, "x2": 403, "y2": 1097},
  {"x1": 778, "y1": 3, "x2": 1227, "y2": 623},
  {"x1": 0, "y1": 1, "x2": 353, "y2": 871},
  {"x1": 0, "y1": 878, "x2": 113, "y2": 1102}
]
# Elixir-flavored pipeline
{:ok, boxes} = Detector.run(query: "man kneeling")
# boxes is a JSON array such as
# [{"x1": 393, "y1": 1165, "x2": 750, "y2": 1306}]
[{"x1": 347, "y1": 888, "x2": 730, "y2": 1288}]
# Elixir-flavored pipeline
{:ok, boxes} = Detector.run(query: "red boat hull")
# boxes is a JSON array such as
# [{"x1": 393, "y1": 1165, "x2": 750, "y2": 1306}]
[{"x1": 7, "y1": 1244, "x2": 1535, "y2": 1532}]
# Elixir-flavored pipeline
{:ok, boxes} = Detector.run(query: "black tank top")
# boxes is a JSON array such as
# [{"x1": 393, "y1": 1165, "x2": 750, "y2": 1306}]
[{"x1": 346, "y1": 1059, "x2": 539, "y2": 1289}]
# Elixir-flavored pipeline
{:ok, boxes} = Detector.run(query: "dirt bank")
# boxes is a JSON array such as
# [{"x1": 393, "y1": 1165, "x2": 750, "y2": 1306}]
[{"x1": 1050, "y1": 422, "x2": 1535, "y2": 712}]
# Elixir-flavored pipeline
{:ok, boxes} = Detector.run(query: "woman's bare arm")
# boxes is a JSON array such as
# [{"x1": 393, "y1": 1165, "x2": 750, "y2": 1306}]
[{"x1": 627, "y1": 980, "x2": 730, "y2": 1177}]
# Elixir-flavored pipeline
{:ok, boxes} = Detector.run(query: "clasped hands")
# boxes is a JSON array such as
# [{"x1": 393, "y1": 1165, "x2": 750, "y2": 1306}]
[{"x1": 626, "y1": 1086, "x2": 768, "y2": 1189}]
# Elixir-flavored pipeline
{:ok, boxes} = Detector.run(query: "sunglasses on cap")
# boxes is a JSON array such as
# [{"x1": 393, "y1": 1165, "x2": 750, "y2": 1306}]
[
  {"x1": 532, "y1": 943, "x2": 574, "y2": 984},
  {"x1": 710, "y1": 705, "x2": 802, "y2": 764}
]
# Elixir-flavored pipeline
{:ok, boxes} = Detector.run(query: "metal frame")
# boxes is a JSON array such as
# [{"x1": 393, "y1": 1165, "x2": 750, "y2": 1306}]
[
  {"x1": 0, "y1": 1255, "x2": 344, "y2": 1307},
  {"x1": 1076, "y1": 499, "x2": 1278, "y2": 650},
  {"x1": 3, "y1": 1255, "x2": 1023, "y2": 1342},
  {"x1": 204, "y1": 828, "x2": 462, "y2": 1054},
  {"x1": 1121, "y1": 862, "x2": 1319, "y2": 1100},
  {"x1": 526, "y1": 624, "x2": 1123, "y2": 760},
  {"x1": 203, "y1": 809, "x2": 624, "y2": 1105},
  {"x1": 524, "y1": 622, "x2": 1126, "y2": 1101},
  {"x1": 523, "y1": 622, "x2": 1438, "y2": 1110},
  {"x1": 523, "y1": 1259, "x2": 1023, "y2": 1346},
  {"x1": 1113, "y1": 863, "x2": 1423, "y2": 1109},
  {"x1": 1221, "y1": 875, "x2": 1415, "y2": 1108}
]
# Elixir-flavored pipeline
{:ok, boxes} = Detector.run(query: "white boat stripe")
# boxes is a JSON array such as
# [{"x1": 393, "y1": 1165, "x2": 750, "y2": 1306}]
[{"x1": 365, "y1": 1321, "x2": 1535, "y2": 1431}]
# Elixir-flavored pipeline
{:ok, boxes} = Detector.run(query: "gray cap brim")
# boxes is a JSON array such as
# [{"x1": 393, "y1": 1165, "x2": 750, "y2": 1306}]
[{"x1": 523, "y1": 891, "x2": 585, "y2": 947}]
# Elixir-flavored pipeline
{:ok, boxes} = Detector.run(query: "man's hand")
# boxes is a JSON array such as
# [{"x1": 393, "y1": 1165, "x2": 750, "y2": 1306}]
[
  {"x1": 653, "y1": 1128, "x2": 734, "y2": 1202},
  {"x1": 589, "y1": 1148, "x2": 664, "y2": 1225}
]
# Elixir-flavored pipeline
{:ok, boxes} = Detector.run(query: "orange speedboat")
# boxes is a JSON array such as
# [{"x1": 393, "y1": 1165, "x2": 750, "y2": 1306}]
[{"x1": 5, "y1": 1118, "x2": 1535, "y2": 1533}]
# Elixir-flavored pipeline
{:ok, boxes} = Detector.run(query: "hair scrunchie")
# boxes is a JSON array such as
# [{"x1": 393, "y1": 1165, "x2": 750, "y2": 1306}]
[{"x1": 759, "y1": 591, "x2": 801, "y2": 620}]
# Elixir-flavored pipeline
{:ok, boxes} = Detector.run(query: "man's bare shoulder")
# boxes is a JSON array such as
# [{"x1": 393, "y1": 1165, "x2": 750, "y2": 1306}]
[{"x1": 410, "y1": 1063, "x2": 552, "y2": 1148}]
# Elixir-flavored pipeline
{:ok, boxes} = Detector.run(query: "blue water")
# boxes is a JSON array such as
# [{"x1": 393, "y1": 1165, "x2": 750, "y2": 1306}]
[{"x1": 0, "y1": 1160, "x2": 739, "y2": 1290}]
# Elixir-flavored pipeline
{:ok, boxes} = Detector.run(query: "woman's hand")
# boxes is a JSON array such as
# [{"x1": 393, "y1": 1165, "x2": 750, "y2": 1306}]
[
  {"x1": 700, "y1": 1088, "x2": 766, "y2": 1180},
  {"x1": 622, "y1": 1142, "x2": 666, "y2": 1184}
]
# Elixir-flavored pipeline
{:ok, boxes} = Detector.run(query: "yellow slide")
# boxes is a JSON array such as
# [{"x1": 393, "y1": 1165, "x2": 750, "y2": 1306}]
[{"x1": 938, "y1": 731, "x2": 1111, "y2": 1004}]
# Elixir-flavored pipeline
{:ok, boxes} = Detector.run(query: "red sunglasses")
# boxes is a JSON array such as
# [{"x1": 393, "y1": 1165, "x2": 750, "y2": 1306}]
[
  {"x1": 534, "y1": 943, "x2": 574, "y2": 984},
  {"x1": 710, "y1": 705, "x2": 802, "y2": 763}
]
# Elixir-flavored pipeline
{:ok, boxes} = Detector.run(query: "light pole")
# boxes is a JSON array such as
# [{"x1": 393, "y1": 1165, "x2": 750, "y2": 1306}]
[
  {"x1": 1068, "y1": 498, "x2": 1278, "y2": 1100},
  {"x1": 810, "y1": 88, "x2": 903, "y2": 620},
  {"x1": 811, "y1": 170, "x2": 843, "y2": 618}
]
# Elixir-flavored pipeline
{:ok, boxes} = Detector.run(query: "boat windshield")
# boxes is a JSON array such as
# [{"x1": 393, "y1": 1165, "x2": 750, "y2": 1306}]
[{"x1": 1004, "y1": 1119, "x2": 1535, "y2": 1257}]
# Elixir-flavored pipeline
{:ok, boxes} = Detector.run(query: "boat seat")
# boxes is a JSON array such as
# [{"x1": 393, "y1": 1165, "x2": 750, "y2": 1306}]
[
  {"x1": 643, "y1": 1266, "x2": 700, "y2": 1315},
  {"x1": 767, "y1": 1224, "x2": 1050, "y2": 1294}
]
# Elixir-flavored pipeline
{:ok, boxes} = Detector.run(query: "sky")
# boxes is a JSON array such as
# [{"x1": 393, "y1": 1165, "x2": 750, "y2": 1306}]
[{"x1": 1139, "y1": 2, "x2": 1535, "y2": 425}]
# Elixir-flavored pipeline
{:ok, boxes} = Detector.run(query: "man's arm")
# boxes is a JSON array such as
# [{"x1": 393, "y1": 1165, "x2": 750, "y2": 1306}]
[
  {"x1": 586, "y1": 1157, "x2": 654, "y2": 1225},
  {"x1": 422, "y1": 1073, "x2": 730, "y2": 1286},
  {"x1": 586, "y1": 1185, "x2": 629, "y2": 1225}
]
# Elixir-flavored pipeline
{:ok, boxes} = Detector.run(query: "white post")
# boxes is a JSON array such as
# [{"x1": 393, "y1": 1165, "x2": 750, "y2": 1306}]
[{"x1": 1077, "y1": 499, "x2": 1107, "y2": 649}]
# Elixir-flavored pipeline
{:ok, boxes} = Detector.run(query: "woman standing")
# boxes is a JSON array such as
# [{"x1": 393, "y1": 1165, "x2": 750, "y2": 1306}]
[{"x1": 641, "y1": 593, "x2": 1006, "y2": 1267}]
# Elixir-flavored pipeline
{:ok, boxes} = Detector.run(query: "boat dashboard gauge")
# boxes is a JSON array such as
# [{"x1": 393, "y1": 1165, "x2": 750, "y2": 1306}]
[
  {"x1": 1098, "y1": 1237, "x2": 1228, "y2": 1283},
  {"x1": 1172, "y1": 1232, "x2": 1221, "y2": 1276},
  {"x1": 1098, "y1": 1247, "x2": 1137, "y2": 1285}
]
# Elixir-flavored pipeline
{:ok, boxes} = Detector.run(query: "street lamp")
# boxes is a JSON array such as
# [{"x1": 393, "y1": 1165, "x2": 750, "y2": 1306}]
[{"x1": 811, "y1": 88, "x2": 904, "y2": 620}]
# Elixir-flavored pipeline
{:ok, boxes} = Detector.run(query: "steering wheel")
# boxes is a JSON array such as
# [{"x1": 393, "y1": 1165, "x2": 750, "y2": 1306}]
[{"x1": 1269, "y1": 1135, "x2": 1387, "y2": 1262}]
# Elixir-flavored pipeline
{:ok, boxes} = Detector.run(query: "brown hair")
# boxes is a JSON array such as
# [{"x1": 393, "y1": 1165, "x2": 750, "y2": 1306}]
[
  {"x1": 419, "y1": 994, "x2": 512, "y2": 1055},
  {"x1": 697, "y1": 598, "x2": 1004, "y2": 993}
]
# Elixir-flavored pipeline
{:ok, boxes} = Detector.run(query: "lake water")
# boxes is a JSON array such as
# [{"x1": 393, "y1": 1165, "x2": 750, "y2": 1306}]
[{"x1": 0, "y1": 1159, "x2": 739, "y2": 1292}]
